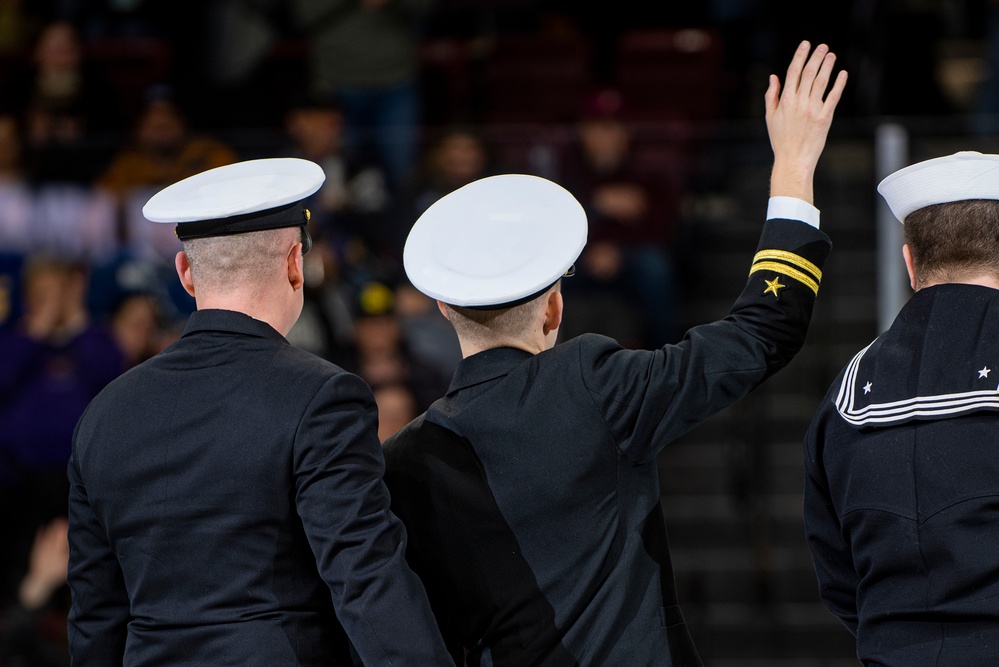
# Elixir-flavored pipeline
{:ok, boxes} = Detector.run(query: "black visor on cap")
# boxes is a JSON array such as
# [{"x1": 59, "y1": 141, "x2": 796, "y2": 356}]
[
  {"x1": 461, "y1": 266, "x2": 575, "y2": 311},
  {"x1": 174, "y1": 201, "x2": 311, "y2": 241}
]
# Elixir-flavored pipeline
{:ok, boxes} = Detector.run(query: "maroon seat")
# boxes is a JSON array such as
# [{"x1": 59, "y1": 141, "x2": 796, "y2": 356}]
[
  {"x1": 85, "y1": 37, "x2": 173, "y2": 122},
  {"x1": 481, "y1": 32, "x2": 594, "y2": 125},
  {"x1": 613, "y1": 28, "x2": 725, "y2": 123}
]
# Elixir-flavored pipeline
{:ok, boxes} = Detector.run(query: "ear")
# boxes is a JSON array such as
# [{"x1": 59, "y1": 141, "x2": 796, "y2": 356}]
[
  {"x1": 175, "y1": 251, "x2": 196, "y2": 297},
  {"x1": 436, "y1": 300, "x2": 450, "y2": 320},
  {"x1": 902, "y1": 243, "x2": 917, "y2": 291},
  {"x1": 542, "y1": 289, "x2": 563, "y2": 336},
  {"x1": 288, "y1": 243, "x2": 304, "y2": 291}
]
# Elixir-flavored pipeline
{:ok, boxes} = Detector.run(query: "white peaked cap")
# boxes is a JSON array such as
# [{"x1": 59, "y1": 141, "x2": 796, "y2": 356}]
[
  {"x1": 403, "y1": 174, "x2": 588, "y2": 308},
  {"x1": 877, "y1": 151, "x2": 999, "y2": 223},
  {"x1": 142, "y1": 158, "x2": 325, "y2": 239}
]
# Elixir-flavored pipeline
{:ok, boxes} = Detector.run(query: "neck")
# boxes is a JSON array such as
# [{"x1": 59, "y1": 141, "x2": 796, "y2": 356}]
[
  {"x1": 196, "y1": 291, "x2": 297, "y2": 336},
  {"x1": 919, "y1": 274, "x2": 999, "y2": 291},
  {"x1": 458, "y1": 337, "x2": 545, "y2": 359}
]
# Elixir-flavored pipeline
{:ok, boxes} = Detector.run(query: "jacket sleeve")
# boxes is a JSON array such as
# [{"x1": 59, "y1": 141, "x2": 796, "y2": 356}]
[
  {"x1": 803, "y1": 400, "x2": 859, "y2": 635},
  {"x1": 580, "y1": 217, "x2": 832, "y2": 463},
  {"x1": 293, "y1": 371, "x2": 454, "y2": 666},
  {"x1": 67, "y1": 416, "x2": 131, "y2": 666}
]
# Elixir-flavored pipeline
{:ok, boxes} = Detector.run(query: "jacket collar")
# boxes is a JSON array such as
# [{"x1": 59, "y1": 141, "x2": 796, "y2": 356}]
[
  {"x1": 181, "y1": 309, "x2": 287, "y2": 342},
  {"x1": 833, "y1": 283, "x2": 999, "y2": 428},
  {"x1": 448, "y1": 346, "x2": 535, "y2": 394}
]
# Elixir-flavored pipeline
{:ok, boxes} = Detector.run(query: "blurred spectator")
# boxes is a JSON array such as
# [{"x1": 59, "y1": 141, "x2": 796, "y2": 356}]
[
  {"x1": 373, "y1": 382, "x2": 418, "y2": 442},
  {"x1": 0, "y1": 113, "x2": 33, "y2": 256},
  {"x1": 95, "y1": 85, "x2": 239, "y2": 316},
  {"x1": 279, "y1": 94, "x2": 395, "y2": 259},
  {"x1": 108, "y1": 290, "x2": 174, "y2": 368},
  {"x1": 0, "y1": 255, "x2": 123, "y2": 609},
  {"x1": 33, "y1": 183, "x2": 118, "y2": 263},
  {"x1": 86, "y1": 249, "x2": 188, "y2": 329},
  {"x1": 393, "y1": 280, "x2": 460, "y2": 383},
  {"x1": 97, "y1": 84, "x2": 239, "y2": 206},
  {"x1": 285, "y1": 237, "x2": 358, "y2": 370},
  {"x1": 292, "y1": 0, "x2": 437, "y2": 194},
  {"x1": 557, "y1": 87, "x2": 682, "y2": 346},
  {"x1": 6, "y1": 20, "x2": 122, "y2": 184},
  {"x1": 0, "y1": 516, "x2": 70, "y2": 667},
  {"x1": 0, "y1": 108, "x2": 117, "y2": 265},
  {"x1": 351, "y1": 279, "x2": 450, "y2": 412},
  {"x1": 0, "y1": 22, "x2": 121, "y2": 266},
  {"x1": 401, "y1": 123, "x2": 503, "y2": 220}
]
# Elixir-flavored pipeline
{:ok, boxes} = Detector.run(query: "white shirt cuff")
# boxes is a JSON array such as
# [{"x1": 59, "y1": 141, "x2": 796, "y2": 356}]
[{"x1": 767, "y1": 196, "x2": 820, "y2": 229}]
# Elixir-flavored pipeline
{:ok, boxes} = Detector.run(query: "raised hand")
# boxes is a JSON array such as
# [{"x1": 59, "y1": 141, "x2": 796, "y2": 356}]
[{"x1": 765, "y1": 41, "x2": 848, "y2": 204}]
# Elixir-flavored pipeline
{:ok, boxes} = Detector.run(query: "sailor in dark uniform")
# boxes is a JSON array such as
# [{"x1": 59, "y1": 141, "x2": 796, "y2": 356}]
[
  {"x1": 804, "y1": 151, "x2": 999, "y2": 666},
  {"x1": 382, "y1": 42, "x2": 846, "y2": 666},
  {"x1": 66, "y1": 158, "x2": 453, "y2": 666}
]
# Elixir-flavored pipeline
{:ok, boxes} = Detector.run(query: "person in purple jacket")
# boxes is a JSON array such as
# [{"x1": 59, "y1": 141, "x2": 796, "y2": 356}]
[{"x1": 0, "y1": 255, "x2": 123, "y2": 606}]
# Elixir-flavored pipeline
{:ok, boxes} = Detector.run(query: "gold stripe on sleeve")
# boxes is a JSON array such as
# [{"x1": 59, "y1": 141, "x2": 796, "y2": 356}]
[
  {"x1": 752, "y1": 249, "x2": 822, "y2": 282},
  {"x1": 749, "y1": 261, "x2": 820, "y2": 295}
]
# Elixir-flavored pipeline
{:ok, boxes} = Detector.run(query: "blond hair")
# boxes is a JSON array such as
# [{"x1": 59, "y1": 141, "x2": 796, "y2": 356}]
[{"x1": 443, "y1": 283, "x2": 558, "y2": 347}]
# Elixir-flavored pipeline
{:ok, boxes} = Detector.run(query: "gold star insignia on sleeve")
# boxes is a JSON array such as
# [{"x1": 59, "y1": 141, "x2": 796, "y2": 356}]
[
  {"x1": 749, "y1": 251, "x2": 821, "y2": 295},
  {"x1": 763, "y1": 276, "x2": 786, "y2": 297}
]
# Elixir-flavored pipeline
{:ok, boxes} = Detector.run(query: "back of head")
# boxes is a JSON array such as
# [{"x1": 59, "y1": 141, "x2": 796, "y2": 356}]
[
  {"x1": 878, "y1": 151, "x2": 999, "y2": 288},
  {"x1": 402, "y1": 173, "x2": 586, "y2": 353},
  {"x1": 183, "y1": 226, "x2": 299, "y2": 297},
  {"x1": 904, "y1": 200, "x2": 999, "y2": 288},
  {"x1": 443, "y1": 289, "x2": 551, "y2": 348}
]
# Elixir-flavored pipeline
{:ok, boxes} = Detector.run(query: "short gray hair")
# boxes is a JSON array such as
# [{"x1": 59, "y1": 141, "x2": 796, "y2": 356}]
[{"x1": 183, "y1": 227, "x2": 298, "y2": 294}]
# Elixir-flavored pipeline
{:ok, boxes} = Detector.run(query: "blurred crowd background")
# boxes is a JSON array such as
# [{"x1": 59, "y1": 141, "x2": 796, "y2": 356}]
[{"x1": 2, "y1": 1, "x2": 999, "y2": 665}]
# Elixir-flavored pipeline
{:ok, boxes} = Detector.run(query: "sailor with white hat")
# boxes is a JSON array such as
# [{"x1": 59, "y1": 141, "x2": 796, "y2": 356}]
[
  {"x1": 382, "y1": 39, "x2": 844, "y2": 667},
  {"x1": 386, "y1": 165, "x2": 837, "y2": 663},
  {"x1": 67, "y1": 157, "x2": 455, "y2": 666},
  {"x1": 803, "y1": 149, "x2": 999, "y2": 666},
  {"x1": 384, "y1": 36, "x2": 848, "y2": 664}
]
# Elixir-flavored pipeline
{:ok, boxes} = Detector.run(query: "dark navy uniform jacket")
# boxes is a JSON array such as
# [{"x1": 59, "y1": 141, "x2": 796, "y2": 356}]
[
  {"x1": 383, "y1": 218, "x2": 831, "y2": 666},
  {"x1": 805, "y1": 284, "x2": 999, "y2": 666},
  {"x1": 67, "y1": 309, "x2": 453, "y2": 666}
]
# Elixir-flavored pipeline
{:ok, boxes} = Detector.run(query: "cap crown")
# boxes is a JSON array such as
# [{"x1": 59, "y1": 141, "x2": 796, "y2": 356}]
[
  {"x1": 403, "y1": 174, "x2": 587, "y2": 307},
  {"x1": 143, "y1": 158, "x2": 325, "y2": 224}
]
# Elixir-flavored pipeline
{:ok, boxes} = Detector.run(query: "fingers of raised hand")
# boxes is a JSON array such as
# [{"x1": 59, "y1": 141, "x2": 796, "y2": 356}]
[
  {"x1": 803, "y1": 45, "x2": 833, "y2": 99},
  {"x1": 782, "y1": 42, "x2": 847, "y2": 115},
  {"x1": 764, "y1": 74, "x2": 781, "y2": 115},
  {"x1": 823, "y1": 69, "x2": 849, "y2": 112},
  {"x1": 784, "y1": 40, "x2": 812, "y2": 93}
]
